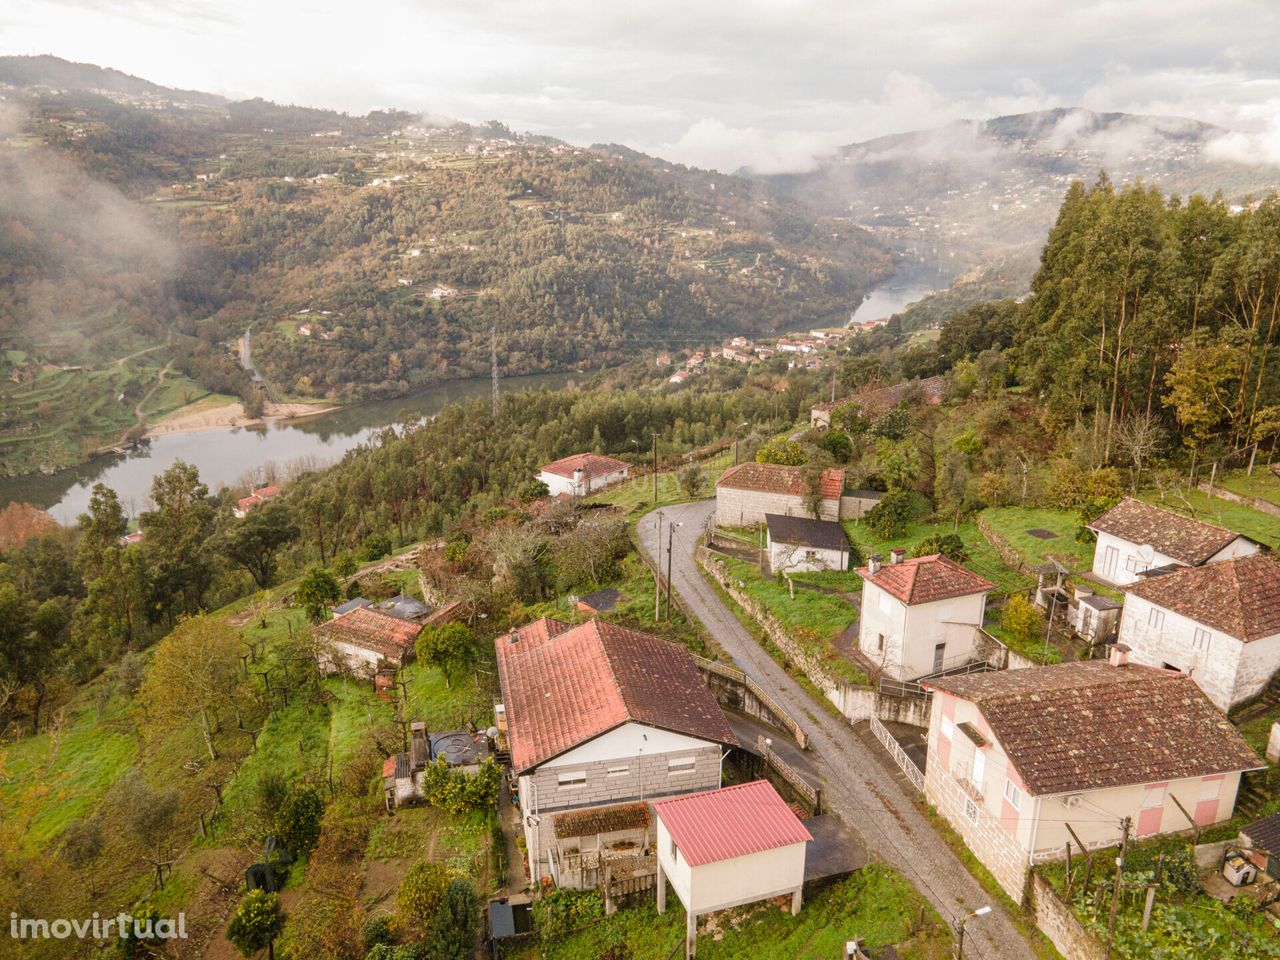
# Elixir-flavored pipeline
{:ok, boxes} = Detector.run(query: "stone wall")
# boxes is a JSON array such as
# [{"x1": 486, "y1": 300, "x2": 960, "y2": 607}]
[
  {"x1": 1028, "y1": 873, "x2": 1106, "y2": 960},
  {"x1": 714, "y1": 486, "x2": 837, "y2": 527},
  {"x1": 695, "y1": 655, "x2": 810, "y2": 748},
  {"x1": 975, "y1": 514, "x2": 1029, "y2": 576},
  {"x1": 1200, "y1": 481, "x2": 1280, "y2": 518}
]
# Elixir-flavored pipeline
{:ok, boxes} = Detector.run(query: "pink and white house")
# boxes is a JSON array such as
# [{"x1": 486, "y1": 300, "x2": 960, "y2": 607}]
[
  {"x1": 922, "y1": 655, "x2": 1262, "y2": 902},
  {"x1": 537, "y1": 453, "x2": 630, "y2": 498}
]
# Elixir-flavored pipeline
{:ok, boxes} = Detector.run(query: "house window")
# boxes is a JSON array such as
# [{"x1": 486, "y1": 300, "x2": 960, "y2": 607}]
[
  {"x1": 1125, "y1": 555, "x2": 1143, "y2": 574},
  {"x1": 1004, "y1": 779, "x2": 1023, "y2": 811},
  {"x1": 1198, "y1": 779, "x2": 1220, "y2": 802},
  {"x1": 878, "y1": 592, "x2": 893, "y2": 614},
  {"x1": 668, "y1": 757, "x2": 696, "y2": 776},
  {"x1": 1148, "y1": 608, "x2": 1165, "y2": 630},
  {"x1": 964, "y1": 798, "x2": 979, "y2": 823},
  {"x1": 669, "y1": 838, "x2": 677, "y2": 861},
  {"x1": 1193, "y1": 628, "x2": 1212, "y2": 652},
  {"x1": 607, "y1": 765, "x2": 629, "y2": 777},
  {"x1": 941, "y1": 717, "x2": 955, "y2": 740},
  {"x1": 557, "y1": 771, "x2": 586, "y2": 789},
  {"x1": 971, "y1": 749, "x2": 986, "y2": 790},
  {"x1": 1141, "y1": 785, "x2": 1165, "y2": 809},
  {"x1": 876, "y1": 632, "x2": 886, "y2": 653}
]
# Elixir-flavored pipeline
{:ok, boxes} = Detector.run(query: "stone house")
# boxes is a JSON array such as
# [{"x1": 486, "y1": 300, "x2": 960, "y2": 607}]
[
  {"x1": 809, "y1": 375, "x2": 946, "y2": 428},
  {"x1": 494, "y1": 617, "x2": 738, "y2": 888},
  {"x1": 714, "y1": 462, "x2": 845, "y2": 527},
  {"x1": 538, "y1": 453, "x2": 630, "y2": 498},
  {"x1": 765, "y1": 513, "x2": 850, "y2": 573},
  {"x1": 1118, "y1": 552, "x2": 1280, "y2": 712},
  {"x1": 314, "y1": 606, "x2": 421, "y2": 677},
  {"x1": 922, "y1": 655, "x2": 1262, "y2": 902},
  {"x1": 856, "y1": 552, "x2": 995, "y2": 680},
  {"x1": 1086, "y1": 497, "x2": 1259, "y2": 586}
]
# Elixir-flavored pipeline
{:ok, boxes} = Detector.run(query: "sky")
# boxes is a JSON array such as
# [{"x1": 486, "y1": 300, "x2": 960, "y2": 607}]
[{"x1": 3, "y1": 0, "x2": 1280, "y2": 173}]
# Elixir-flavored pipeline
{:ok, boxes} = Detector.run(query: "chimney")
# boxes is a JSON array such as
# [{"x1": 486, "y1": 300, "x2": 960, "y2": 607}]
[
  {"x1": 509, "y1": 628, "x2": 521, "y2": 645},
  {"x1": 1109, "y1": 643, "x2": 1130, "y2": 668},
  {"x1": 890, "y1": 548, "x2": 906, "y2": 565},
  {"x1": 573, "y1": 467, "x2": 584, "y2": 489},
  {"x1": 867, "y1": 555, "x2": 881, "y2": 575}
]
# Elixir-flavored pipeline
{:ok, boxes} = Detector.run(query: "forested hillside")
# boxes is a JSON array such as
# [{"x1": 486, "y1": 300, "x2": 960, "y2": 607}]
[{"x1": 0, "y1": 56, "x2": 890, "y2": 476}]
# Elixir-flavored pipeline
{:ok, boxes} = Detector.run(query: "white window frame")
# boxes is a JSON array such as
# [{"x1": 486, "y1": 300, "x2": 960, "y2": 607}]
[
  {"x1": 606, "y1": 765, "x2": 629, "y2": 778},
  {"x1": 1148, "y1": 608, "x2": 1165, "y2": 630},
  {"x1": 878, "y1": 592, "x2": 893, "y2": 614},
  {"x1": 557, "y1": 771, "x2": 586, "y2": 789},
  {"x1": 1004, "y1": 779, "x2": 1023, "y2": 811},
  {"x1": 1198, "y1": 779, "x2": 1220, "y2": 802},
  {"x1": 940, "y1": 717, "x2": 955, "y2": 740},
  {"x1": 971, "y1": 749, "x2": 986, "y2": 791},
  {"x1": 668, "y1": 756, "x2": 696, "y2": 776},
  {"x1": 964, "y1": 797, "x2": 979, "y2": 823}
]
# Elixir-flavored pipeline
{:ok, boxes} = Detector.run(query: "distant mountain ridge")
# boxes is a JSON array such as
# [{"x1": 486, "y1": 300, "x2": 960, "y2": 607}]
[{"x1": 0, "y1": 54, "x2": 227, "y2": 108}]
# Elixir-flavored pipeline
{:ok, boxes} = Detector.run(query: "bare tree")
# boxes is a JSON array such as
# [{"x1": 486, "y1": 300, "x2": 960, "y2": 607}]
[{"x1": 1116, "y1": 414, "x2": 1166, "y2": 490}]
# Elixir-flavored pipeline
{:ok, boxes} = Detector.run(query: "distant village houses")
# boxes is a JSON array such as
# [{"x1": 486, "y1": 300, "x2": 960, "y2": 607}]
[{"x1": 234, "y1": 484, "x2": 284, "y2": 518}]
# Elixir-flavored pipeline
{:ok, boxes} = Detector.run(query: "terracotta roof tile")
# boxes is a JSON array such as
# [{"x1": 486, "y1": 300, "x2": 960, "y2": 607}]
[
  {"x1": 1088, "y1": 498, "x2": 1252, "y2": 565},
  {"x1": 1126, "y1": 553, "x2": 1280, "y2": 642},
  {"x1": 540, "y1": 453, "x2": 631, "y2": 481},
  {"x1": 655, "y1": 780, "x2": 812, "y2": 866},
  {"x1": 554, "y1": 802, "x2": 650, "y2": 839},
  {"x1": 716, "y1": 462, "x2": 844, "y2": 501},
  {"x1": 856, "y1": 554, "x2": 994, "y2": 605},
  {"x1": 926, "y1": 661, "x2": 1262, "y2": 795},
  {"x1": 494, "y1": 619, "x2": 737, "y2": 773},
  {"x1": 314, "y1": 607, "x2": 421, "y2": 660}
]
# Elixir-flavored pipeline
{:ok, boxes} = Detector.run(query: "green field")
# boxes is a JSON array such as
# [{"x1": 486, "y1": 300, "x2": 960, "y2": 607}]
[
  {"x1": 588, "y1": 450, "x2": 733, "y2": 518},
  {"x1": 1137, "y1": 487, "x2": 1280, "y2": 549},
  {"x1": 979, "y1": 506, "x2": 1093, "y2": 570},
  {"x1": 1214, "y1": 468, "x2": 1280, "y2": 506}
]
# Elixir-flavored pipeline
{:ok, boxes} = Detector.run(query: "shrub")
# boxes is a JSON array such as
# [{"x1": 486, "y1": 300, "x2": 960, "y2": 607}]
[
  {"x1": 361, "y1": 915, "x2": 396, "y2": 952},
  {"x1": 397, "y1": 860, "x2": 450, "y2": 930},
  {"x1": 226, "y1": 890, "x2": 284, "y2": 959},
  {"x1": 864, "y1": 489, "x2": 915, "y2": 539},
  {"x1": 818, "y1": 428, "x2": 853, "y2": 462},
  {"x1": 531, "y1": 889, "x2": 604, "y2": 938},
  {"x1": 1001, "y1": 594, "x2": 1044, "y2": 648},
  {"x1": 277, "y1": 788, "x2": 324, "y2": 859},
  {"x1": 296, "y1": 567, "x2": 341, "y2": 622},
  {"x1": 913, "y1": 533, "x2": 968, "y2": 562},
  {"x1": 423, "y1": 878, "x2": 479, "y2": 960},
  {"x1": 755, "y1": 436, "x2": 806, "y2": 465},
  {"x1": 419, "y1": 757, "x2": 502, "y2": 814},
  {"x1": 359, "y1": 534, "x2": 393, "y2": 562}
]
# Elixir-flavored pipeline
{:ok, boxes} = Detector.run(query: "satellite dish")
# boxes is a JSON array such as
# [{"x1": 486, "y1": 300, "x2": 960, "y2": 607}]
[
  {"x1": 1138, "y1": 544, "x2": 1155, "y2": 564},
  {"x1": 485, "y1": 726, "x2": 499, "y2": 740}
]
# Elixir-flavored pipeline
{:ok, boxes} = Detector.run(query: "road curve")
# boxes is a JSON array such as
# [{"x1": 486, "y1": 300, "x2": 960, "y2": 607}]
[{"x1": 637, "y1": 500, "x2": 1038, "y2": 960}]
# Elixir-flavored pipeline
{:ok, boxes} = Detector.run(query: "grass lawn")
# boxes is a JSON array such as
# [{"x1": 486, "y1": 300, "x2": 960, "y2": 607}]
[
  {"x1": 1215, "y1": 467, "x2": 1280, "y2": 505},
  {"x1": 504, "y1": 864, "x2": 952, "y2": 960},
  {"x1": 841, "y1": 517, "x2": 1031, "y2": 596},
  {"x1": 980, "y1": 506, "x2": 1093, "y2": 571},
  {"x1": 720, "y1": 556, "x2": 856, "y2": 644},
  {"x1": 1137, "y1": 487, "x2": 1280, "y2": 549},
  {"x1": 588, "y1": 450, "x2": 733, "y2": 518}
]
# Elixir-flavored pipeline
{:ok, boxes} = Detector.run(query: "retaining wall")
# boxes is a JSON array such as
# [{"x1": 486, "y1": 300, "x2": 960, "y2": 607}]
[{"x1": 1028, "y1": 873, "x2": 1106, "y2": 960}]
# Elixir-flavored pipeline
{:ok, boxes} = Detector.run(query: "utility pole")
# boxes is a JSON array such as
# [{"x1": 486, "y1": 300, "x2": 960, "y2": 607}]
[
  {"x1": 652, "y1": 433, "x2": 659, "y2": 503},
  {"x1": 1105, "y1": 816, "x2": 1131, "y2": 959},
  {"x1": 654, "y1": 512, "x2": 664, "y2": 621},
  {"x1": 665, "y1": 522, "x2": 681, "y2": 620},
  {"x1": 491, "y1": 326, "x2": 499, "y2": 416}
]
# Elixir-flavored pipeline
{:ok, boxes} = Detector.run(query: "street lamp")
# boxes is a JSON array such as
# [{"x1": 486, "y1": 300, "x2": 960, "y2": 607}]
[{"x1": 955, "y1": 906, "x2": 991, "y2": 960}]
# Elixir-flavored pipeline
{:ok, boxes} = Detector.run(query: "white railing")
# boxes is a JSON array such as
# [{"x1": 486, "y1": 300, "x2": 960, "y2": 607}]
[{"x1": 869, "y1": 716, "x2": 925, "y2": 793}]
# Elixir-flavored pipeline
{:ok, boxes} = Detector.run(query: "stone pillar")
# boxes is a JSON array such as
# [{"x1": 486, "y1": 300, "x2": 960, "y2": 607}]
[
  {"x1": 1268, "y1": 722, "x2": 1280, "y2": 765},
  {"x1": 656, "y1": 860, "x2": 666, "y2": 914},
  {"x1": 685, "y1": 910, "x2": 697, "y2": 959},
  {"x1": 791, "y1": 886, "x2": 803, "y2": 915}
]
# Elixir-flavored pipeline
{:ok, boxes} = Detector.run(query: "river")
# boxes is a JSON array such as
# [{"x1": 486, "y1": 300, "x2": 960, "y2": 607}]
[
  {"x1": 0, "y1": 370, "x2": 580, "y2": 523},
  {"x1": 849, "y1": 258, "x2": 957, "y2": 324}
]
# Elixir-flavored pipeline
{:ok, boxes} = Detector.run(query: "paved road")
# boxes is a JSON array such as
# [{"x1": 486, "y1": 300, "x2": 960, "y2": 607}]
[{"x1": 638, "y1": 501, "x2": 1037, "y2": 960}]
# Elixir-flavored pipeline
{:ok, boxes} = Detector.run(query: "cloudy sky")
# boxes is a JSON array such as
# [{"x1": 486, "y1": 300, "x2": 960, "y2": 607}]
[{"x1": 3, "y1": 0, "x2": 1279, "y2": 173}]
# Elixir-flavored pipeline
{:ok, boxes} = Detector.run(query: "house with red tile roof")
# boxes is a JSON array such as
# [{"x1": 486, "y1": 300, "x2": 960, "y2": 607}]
[
  {"x1": 714, "y1": 462, "x2": 845, "y2": 526},
  {"x1": 809, "y1": 375, "x2": 946, "y2": 428},
  {"x1": 233, "y1": 483, "x2": 286, "y2": 518},
  {"x1": 856, "y1": 551, "x2": 995, "y2": 680},
  {"x1": 1087, "y1": 497, "x2": 1260, "y2": 586},
  {"x1": 314, "y1": 606, "x2": 421, "y2": 678},
  {"x1": 921, "y1": 653, "x2": 1262, "y2": 902},
  {"x1": 537, "y1": 453, "x2": 630, "y2": 498},
  {"x1": 655, "y1": 780, "x2": 812, "y2": 955},
  {"x1": 494, "y1": 617, "x2": 737, "y2": 888},
  {"x1": 1118, "y1": 552, "x2": 1280, "y2": 711}
]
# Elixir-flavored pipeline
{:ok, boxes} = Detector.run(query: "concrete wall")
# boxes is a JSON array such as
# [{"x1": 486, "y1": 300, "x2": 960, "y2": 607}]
[
  {"x1": 768, "y1": 537, "x2": 846, "y2": 573},
  {"x1": 540, "y1": 467, "x2": 629, "y2": 498},
  {"x1": 838, "y1": 494, "x2": 880, "y2": 520},
  {"x1": 1091, "y1": 531, "x2": 1183, "y2": 586},
  {"x1": 1028, "y1": 873, "x2": 1106, "y2": 960},
  {"x1": 1119, "y1": 592, "x2": 1280, "y2": 710},
  {"x1": 324, "y1": 640, "x2": 387, "y2": 678},
  {"x1": 858, "y1": 579, "x2": 987, "y2": 681},
  {"x1": 714, "y1": 486, "x2": 837, "y2": 527}
]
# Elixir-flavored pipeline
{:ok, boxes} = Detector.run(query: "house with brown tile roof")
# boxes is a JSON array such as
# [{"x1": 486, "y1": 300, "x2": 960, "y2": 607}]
[
  {"x1": 1119, "y1": 553, "x2": 1280, "y2": 711},
  {"x1": 494, "y1": 618, "x2": 737, "y2": 888},
  {"x1": 921, "y1": 653, "x2": 1262, "y2": 902},
  {"x1": 714, "y1": 462, "x2": 845, "y2": 526},
  {"x1": 538, "y1": 453, "x2": 631, "y2": 498},
  {"x1": 855, "y1": 552, "x2": 995, "y2": 681},
  {"x1": 1087, "y1": 497, "x2": 1260, "y2": 586},
  {"x1": 809, "y1": 375, "x2": 946, "y2": 428},
  {"x1": 314, "y1": 606, "x2": 421, "y2": 677}
]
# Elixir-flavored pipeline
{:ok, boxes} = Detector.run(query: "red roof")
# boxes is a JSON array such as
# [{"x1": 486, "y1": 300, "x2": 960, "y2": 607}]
[
  {"x1": 494, "y1": 618, "x2": 737, "y2": 773},
  {"x1": 314, "y1": 607, "x2": 421, "y2": 660},
  {"x1": 1126, "y1": 553, "x2": 1280, "y2": 642},
  {"x1": 540, "y1": 453, "x2": 630, "y2": 481},
  {"x1": 253, "y1": 484, "x2": 284, "y2": 499},
  {"x1": 1088, "y1": 497, "x2": 1251, "y2": 565},
  {"x1": 381, "y1": 756, "x2": 398, "y2": 778},
  {"x1": 237, "y1": 495, "x2": 262, "y2": 511},
  {"x1": 655, "y1": 780, "x2": 812, "y2": 866},
  {"x1": 857, "y1": 554, "x2": 994, "y2": 605},
  {"x1": 716, "y1": 462, "x2": 844, "y2": 501}
]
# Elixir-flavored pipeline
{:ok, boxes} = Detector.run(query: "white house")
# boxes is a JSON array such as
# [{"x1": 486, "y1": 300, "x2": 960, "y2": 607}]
[
  {"x1": 922, "y1": 655, "x2": 1263, "y2": 902},
  {"x1": 1087, "y1": 497, "x2": 1259, "y2": 586},
  {"x1": 856, "y1": 552, "x2": 995, "y2": 680},
  {"x1": 1119, "y1": 553, "x2": 1280, "y2": 712},
  {"x1": 655, "y1": 780, "x2": 812, "y2": 958},
  {"x1": 537, "y1": 453, "x2": 630, "y2": 498},
  {"x1": 764, "y1": 513, "x2": 850, "y2": 573},
  {"x1": 494, "y1": 618, "x2": 738, "y2": 887}
]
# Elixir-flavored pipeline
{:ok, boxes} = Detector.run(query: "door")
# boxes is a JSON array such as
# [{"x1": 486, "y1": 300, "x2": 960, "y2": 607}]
[
  {"x1": 933, "y1": 643, "x2": 946, "y2": 672},
  {"x1": 1102, "y1": 545, "x2": 1119, "y2": 579}
]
